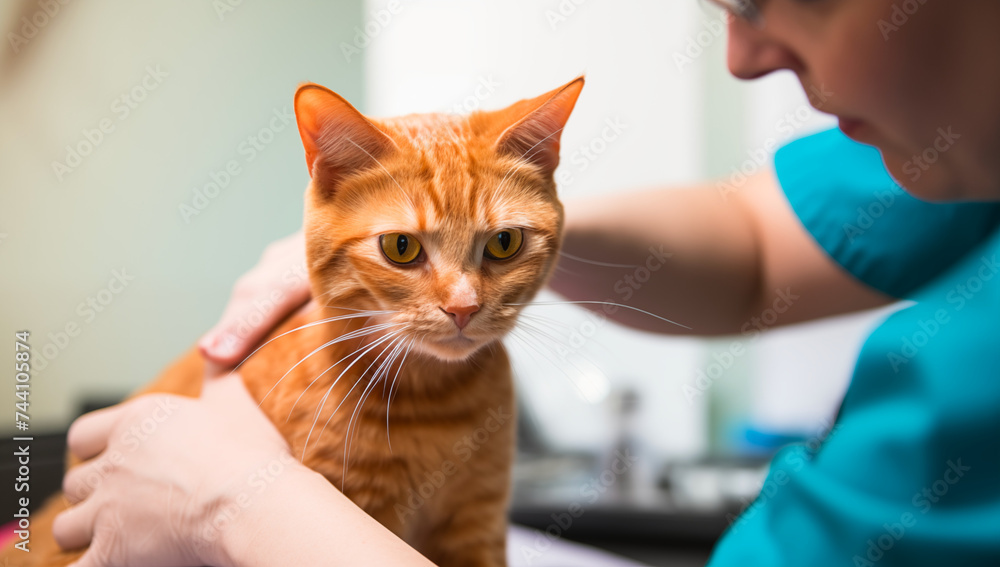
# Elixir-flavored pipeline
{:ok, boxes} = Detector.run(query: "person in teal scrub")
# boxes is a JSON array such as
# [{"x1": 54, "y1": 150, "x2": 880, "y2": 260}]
[{"x1": 54, "y1": 0, "x2": 1000, "y2": 565}]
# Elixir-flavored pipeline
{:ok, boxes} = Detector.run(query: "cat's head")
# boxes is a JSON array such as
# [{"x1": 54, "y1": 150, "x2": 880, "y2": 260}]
[{"x1": 294, "y1": 77, "x2": 584, "y2": 362}]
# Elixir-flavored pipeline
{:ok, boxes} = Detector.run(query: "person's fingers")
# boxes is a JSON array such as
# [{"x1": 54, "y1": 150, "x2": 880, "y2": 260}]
[
  {"x1": 63, "y1": 457, "x2": 116, "y2": 505},
  {"x1": 66, "y1": 523, "x2": 118, "y2": 567},
  {"x1": 53, "y1": 497, "x2": 99, "y2": 551},
  {"x1": 66, "y1": 405, "x2": 128, "y2": 461},
  {"x1": 198, "y1": 271, "x2": 311, "y2": 367}
]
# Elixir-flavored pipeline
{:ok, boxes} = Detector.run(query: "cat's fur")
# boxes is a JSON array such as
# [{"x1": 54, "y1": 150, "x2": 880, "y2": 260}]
[{"x1": 2, "y1": 76, "x2": 584, "y2": 566}]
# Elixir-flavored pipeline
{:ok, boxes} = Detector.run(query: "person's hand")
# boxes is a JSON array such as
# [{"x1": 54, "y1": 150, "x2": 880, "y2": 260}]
[
  {"x1": 52, "y1": 375, "x2": 305, "y2": 567},
  {"x1": 198, "y1": 230, "x2": 311, "y2": 369}
]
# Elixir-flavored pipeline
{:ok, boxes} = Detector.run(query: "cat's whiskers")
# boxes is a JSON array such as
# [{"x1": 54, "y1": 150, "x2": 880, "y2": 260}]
[
  {"x1": 504, "y1": 300, "x2": 691, "y2": 330},
  {"x1": 259, "y1": 320, "x2": 405, "y2": 408},
  {"x1": 517, "y1": 311, "x2": 574, "y2": 332},
  {"x1": 557, "y1": 251, "x2": 642, "y2": 269},
  {"x1": 389, "y1": 334, "x2": 426, "y2": 408},
  {"x1": 225, "y1": 309, "x2": 395, "y2": 379},
  {"x1": 516, "y1": 312, "x2": 616, "y2": 359},
  {"x1": 553, "y1": 263, "x2": 585, "y2": 277},
  {"x1": 514, "y1": 319, "x2": 607, "y2": 380},
  {"x1": 385, "y1": 335, "x2": 419, "y2": 453},
  {"x1": 301, "y1": 328, "x2": 407, "y2": 460},
  {"x1": 342, "y1": 334, "x2": 411, "y2": 484},
  {"x1": 506, "y1": 327, "x2": 603, "y2": 402},
  {"x1": 285, "y1": 321, "x2": 405, "y2": 422}
]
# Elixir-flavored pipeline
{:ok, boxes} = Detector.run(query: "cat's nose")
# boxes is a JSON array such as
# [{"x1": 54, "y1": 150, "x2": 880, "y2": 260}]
[{"x1": 441, "y1": 304, "x2": 480, "y2": 330}]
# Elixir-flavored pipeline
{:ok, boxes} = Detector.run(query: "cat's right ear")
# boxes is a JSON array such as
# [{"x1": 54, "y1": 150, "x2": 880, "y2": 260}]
[{"x1": 294, "y1": 84, "x2": 397, "y2": 194}]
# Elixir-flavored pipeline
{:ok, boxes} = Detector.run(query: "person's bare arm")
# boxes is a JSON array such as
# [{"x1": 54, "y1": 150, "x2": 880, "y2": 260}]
[
  {"x1": 54, "y1": 375, "x2": 435, "y2": 567},
  {"x1": 550, "y1": 170, "x2": 893, "y2": 335}
]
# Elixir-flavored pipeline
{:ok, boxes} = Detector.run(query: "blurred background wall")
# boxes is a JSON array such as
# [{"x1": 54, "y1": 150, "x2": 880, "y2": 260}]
[
  {"x1": 0, "y1": 0, "x2": 890, "y2": 468},
  {"x1": 0, "y1": 0, "x2": 365, "y2": 430}
]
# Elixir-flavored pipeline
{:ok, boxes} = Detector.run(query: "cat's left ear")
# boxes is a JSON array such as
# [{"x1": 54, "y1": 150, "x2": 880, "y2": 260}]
[
  {"x1": 493, "y1": 76, "x2": 585, "y2": 176},
  {"x1": 294, "y1": 83, "x2": 397, "y2": 192}
]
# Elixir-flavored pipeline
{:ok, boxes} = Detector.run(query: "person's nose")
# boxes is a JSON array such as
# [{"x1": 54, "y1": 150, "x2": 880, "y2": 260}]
[{"x1": 726, "y1": 16, "x2": 804, "y2": 80}]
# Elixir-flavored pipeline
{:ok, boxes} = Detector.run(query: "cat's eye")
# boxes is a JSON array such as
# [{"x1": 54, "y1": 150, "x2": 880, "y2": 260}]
[
  {"x1": 484, "y1": 229, "x2": 523, "y2": 261},
  {"x1": 380, "y1": 233, "x2": 422, "y2": 264}
]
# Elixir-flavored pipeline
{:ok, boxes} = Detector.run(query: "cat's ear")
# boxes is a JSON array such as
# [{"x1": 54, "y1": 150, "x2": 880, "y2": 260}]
[
  {"x1": 294, "y1": 83, "x2": 397, "y2": 192},
  {"x1": 493, "y1": 76, "x2": 585, "y2": 176}
]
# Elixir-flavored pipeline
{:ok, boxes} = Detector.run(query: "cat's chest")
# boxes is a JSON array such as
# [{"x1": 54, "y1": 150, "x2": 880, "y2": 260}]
[{"x1": 245, "y1": 333, "x2": 513, "y2": 477}]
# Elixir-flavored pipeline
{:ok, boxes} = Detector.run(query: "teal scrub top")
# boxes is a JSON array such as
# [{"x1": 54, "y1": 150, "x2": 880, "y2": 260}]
[{"x1": 707, "y1": 129, "x2": 1000, "y2": 566}]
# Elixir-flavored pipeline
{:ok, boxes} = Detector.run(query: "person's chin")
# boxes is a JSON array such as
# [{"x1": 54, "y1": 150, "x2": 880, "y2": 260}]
[
  {"x1": 880, "y1": 150, "x2": 964, "y2": 203},
  {"x1": 840, "y1": 120, "x2": 970, "y2": 202}
]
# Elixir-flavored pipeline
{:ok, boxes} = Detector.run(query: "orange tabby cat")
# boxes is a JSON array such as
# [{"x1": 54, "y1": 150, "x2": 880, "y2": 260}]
[{"x1": 3, "y1": 76, "x2": 584, "y2": 566}]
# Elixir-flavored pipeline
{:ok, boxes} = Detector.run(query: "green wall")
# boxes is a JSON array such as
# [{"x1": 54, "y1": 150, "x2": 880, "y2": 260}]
[{"x1": 0, "y1": 0, "x2": 366, "y2": 431}]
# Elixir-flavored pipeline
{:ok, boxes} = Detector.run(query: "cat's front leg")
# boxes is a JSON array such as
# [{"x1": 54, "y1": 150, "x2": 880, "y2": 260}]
[
  {"x1": 415, "y1": 427, "x2": 514, "y2": 567},
  {"x1": 419, "y1": 491, "x2": 509, "y2": 567}
]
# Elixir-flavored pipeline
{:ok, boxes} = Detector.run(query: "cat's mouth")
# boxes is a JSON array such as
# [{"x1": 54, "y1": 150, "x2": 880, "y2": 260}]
[
  {"x1": 419, "y1": 330, "x2": 487, "y2": 361},
  {"x1": 431, "y1": 330, "x2": 479, "y2": 349}
]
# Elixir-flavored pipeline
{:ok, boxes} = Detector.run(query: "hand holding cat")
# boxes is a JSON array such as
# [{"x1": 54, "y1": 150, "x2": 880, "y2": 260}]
[
  {"x1": 199, "y1": 230, "x2": 312, "y2": 369},
  {"x1": 52, "y1": 374, "x2": 303, "y2": 567}
]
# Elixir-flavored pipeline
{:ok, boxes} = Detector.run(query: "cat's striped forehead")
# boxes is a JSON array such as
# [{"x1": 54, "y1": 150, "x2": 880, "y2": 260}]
[
  {"x1": 358, "y1": 113, "x2": 557, "y2": 234},
  {"x1": 388, "y1": 112, "x2": 469, "y2": 149}
]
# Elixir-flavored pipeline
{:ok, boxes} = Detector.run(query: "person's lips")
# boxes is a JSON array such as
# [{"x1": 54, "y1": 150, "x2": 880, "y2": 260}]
[{"x1": 838, "y1": 116, "x2": 867, "y2": 141}]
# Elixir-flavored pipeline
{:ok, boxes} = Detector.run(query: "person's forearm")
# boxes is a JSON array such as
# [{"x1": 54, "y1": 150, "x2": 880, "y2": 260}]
[
  {"x1": 550, "y1": 180, "x2": 762, "y2": 336},
  {"x1": 222, "y1": 465, "x2": 435, "y2": 567}
]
